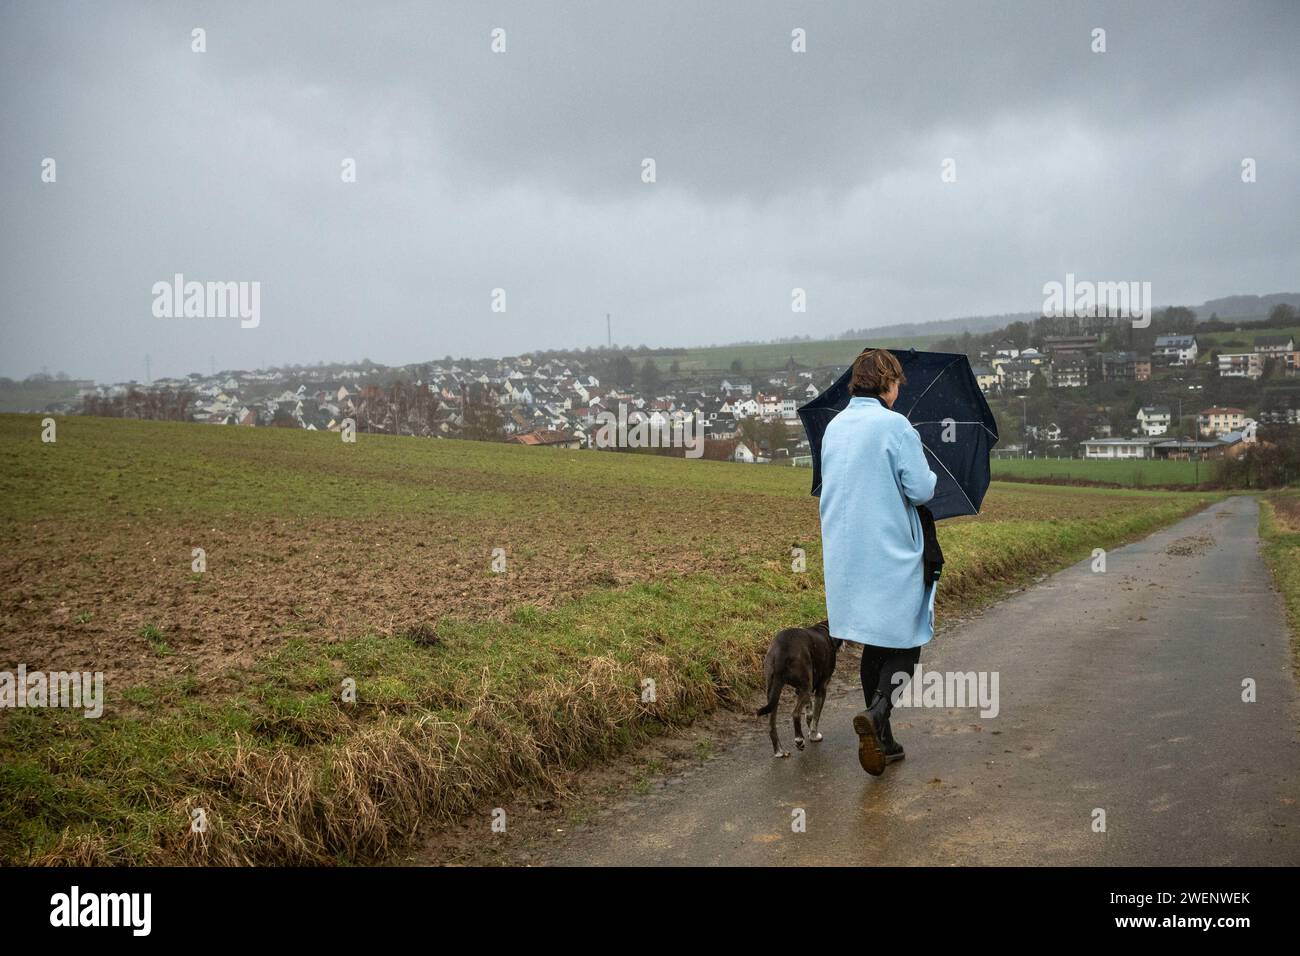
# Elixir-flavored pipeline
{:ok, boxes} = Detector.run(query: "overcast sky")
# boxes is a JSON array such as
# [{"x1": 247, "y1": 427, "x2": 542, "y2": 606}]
[{"x1": 1, "y1": 0, "x2": 1297, "y2": 382}]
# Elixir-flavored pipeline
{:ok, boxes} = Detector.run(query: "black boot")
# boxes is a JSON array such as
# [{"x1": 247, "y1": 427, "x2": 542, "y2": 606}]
[
  {"x1": 853, "y1": 691, "x2": 891, "y2": 776},
  {"x1": 881, "y1": 715, "x2": 905, "y2": 764}
]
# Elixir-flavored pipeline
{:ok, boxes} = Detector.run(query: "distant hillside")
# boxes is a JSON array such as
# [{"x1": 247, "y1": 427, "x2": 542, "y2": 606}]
[
  {"x1": 646, "y1": 334, "x2": 952, "y2": 374},
  {"x1": 746, "y1": 292, "x2": 1300, "y2": 357},
  {"x1": 1193, "y1": 293, "x2": 1300, "y2": 322},
  {"x1": 661, "y1": 292, "x2": 1300, "y2": 376},
  {"x1": 850, "y1": 294, "x2": 1300, "y2": 342},
  {"x1": 840, "y1": 312, "x2": 1037, "y2": 341}
]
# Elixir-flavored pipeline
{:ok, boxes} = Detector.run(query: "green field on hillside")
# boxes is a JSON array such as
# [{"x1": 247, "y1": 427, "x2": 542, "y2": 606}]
[
  {"x1": 993, "y1": 456, "x2": 1214, "y2": 487},
  {"x1": 0, "y1": 414, "x2": 1221, "y2": 864},
  {"x1": 651, "y1": 334, "x2": 949, "y2": 374},
  {"x1": 0, "y1": 380, "x2": 82, "y2": 413},
  {"x1": 1194, "y1": 325, "x2": 1300, "y2": 363}
]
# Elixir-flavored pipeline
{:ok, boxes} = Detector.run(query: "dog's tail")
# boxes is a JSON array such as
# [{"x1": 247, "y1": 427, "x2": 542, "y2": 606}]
[{"x1": 755, "y1": 677, "x2": 782, "y2": 717}]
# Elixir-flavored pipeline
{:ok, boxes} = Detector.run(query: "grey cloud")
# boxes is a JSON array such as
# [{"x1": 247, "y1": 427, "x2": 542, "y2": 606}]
[{"x1": 1, "y1": 0, "x2": 1297, "y2": 382}]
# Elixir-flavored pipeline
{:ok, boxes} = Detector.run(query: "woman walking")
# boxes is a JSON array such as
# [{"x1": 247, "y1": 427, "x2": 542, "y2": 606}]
[{"x1": 818, "y1": 349, "x2": 937, "y2": 775}]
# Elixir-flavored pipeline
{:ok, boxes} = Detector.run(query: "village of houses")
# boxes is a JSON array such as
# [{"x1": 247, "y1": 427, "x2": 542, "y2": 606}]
[
  {"x1": 975, "y1": 329, "x2": 1299, "y2": 461},
  {"x1": 59, "y1": 323, "x2": 1300, "y2": 464},
  {"x1": 74, "y1": 355, "x2": 827, "y2": 463}
]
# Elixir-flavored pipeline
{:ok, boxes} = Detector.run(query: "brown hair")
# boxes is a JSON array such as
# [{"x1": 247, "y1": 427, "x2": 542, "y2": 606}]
[{"x1": 849, "y1": 349, "x2": 906, "y2": 398}]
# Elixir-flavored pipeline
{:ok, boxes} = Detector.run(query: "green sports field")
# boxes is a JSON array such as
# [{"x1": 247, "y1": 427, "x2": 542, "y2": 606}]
[{"x1": 993, "y1": 456, "x2": 1213, "y2": 487}]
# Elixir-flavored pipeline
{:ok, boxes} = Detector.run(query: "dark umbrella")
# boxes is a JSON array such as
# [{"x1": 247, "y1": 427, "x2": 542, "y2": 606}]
[{"x1": 797, "y1": 349, "x2": 999, "y2": 519}]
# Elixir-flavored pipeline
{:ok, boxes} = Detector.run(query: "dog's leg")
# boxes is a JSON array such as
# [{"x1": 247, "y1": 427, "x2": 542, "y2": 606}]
[
  {"x1": 769, "y1": 701, "x2": 788, "y2": 757},
  {"x1": 793, "y1": 690, "x2": 811, "y2": 750},
  {"x1": 810, "y1": 687, "x2": 826, "y2": 742}
]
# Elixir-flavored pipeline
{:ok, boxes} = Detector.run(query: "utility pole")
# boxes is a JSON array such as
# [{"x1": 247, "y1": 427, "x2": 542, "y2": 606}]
[
  {"x1": 606, "y1": 313, "x2": 612, "y2": 349},
  {"x1": 1021, "y1": 394, "x2": 1028, "y2": 458}
]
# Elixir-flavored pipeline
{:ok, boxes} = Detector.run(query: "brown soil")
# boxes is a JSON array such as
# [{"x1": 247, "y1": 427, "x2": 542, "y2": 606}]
[{"x1": 0, "y1": 497, "x2": 821, "y2": 697}]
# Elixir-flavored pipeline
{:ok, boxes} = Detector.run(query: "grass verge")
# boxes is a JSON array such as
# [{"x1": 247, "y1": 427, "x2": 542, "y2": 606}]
[{"x1": 1257, "y1": 494, "x2": 1300, "y2": 681}]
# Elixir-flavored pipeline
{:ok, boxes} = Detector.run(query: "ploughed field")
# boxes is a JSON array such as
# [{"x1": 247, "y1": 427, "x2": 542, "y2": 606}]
[{"x1": 0, "y1": 414, "x2": 1219, "y2": 864}]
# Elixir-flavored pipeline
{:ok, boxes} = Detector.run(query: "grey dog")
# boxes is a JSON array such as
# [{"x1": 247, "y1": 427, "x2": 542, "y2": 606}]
[{"x1": 755, "y1": 621, "x2": 843, "y2": 757}]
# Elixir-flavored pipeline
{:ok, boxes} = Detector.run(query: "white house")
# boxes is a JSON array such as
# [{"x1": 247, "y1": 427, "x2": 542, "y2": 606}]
[
  {"x1": 1153, "y1": 335, "x2": 1198, "y2": 365},
  {"x1": 756, "y1": 393, "x2": 782, "y2": 420},
  {"x1": 1253, "y1": 334, "x2": 1295, "y2": 356},
  {"x1": 997, "y1": 359, "x2": 1038, "y2": 391},
  {"x1": 1136, "y1": 405, "x2": 1172, "y2": 436},
  {"x1": 1082, "y1": 438, "x2": 1155, "y2": 459}
]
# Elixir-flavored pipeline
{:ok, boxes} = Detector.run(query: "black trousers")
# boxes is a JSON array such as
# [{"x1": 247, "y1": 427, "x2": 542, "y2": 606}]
[{"x1": 859, "y1": 643, "x2": 921, "y2": 710}]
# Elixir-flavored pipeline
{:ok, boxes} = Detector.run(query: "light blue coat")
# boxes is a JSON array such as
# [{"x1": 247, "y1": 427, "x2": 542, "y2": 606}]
[{"x1": 819, "y1": 396, "x2": 938, "y2": 648}]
